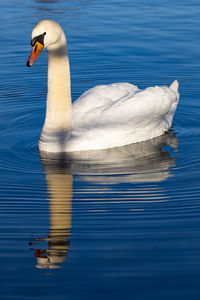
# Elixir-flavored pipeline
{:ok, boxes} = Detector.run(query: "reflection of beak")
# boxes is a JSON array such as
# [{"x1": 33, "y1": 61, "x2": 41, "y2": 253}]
[{"x1": 26, "y1": 41, "x2": 44, "y2": 67}]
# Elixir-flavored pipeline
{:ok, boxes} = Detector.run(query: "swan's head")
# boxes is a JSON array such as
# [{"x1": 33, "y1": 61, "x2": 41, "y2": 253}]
[{"x1": 26, "y1": 20, "x2": 63, "y2": 67}]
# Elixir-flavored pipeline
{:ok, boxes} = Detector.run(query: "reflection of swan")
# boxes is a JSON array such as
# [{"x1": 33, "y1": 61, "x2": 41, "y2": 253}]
[
  {"x1": 32, "y1": 132, "x2": 178, "y2": 269},
  {"x1": 27, "y1": 19, "x2": 179, "y2": 153},
  {"x1": 31, "y1": 168, "x2": 73, "y2": 269},
  {"x1": 41, "y1": 132, "x2": 178, "y2": 183}
]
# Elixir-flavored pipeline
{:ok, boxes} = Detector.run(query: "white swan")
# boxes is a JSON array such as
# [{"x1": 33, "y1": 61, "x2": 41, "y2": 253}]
[{"x1": 27, "y1": 20, "x2": 179, "y2": 153}]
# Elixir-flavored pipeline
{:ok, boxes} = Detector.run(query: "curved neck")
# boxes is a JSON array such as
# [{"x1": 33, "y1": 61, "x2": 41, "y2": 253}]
[{"x1": 43, "y1": 31, "x2": 72, "y2": 131}]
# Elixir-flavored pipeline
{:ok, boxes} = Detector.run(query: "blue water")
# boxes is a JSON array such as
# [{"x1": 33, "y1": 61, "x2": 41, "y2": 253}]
[{"x1": 1, "y1": 0, "x2": 200, "y2": 299}]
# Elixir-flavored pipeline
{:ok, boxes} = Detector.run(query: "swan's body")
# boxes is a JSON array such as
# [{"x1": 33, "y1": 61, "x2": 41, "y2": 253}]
[{"x1": 27, "y1": 20, "x2": 179, "y2": 153}]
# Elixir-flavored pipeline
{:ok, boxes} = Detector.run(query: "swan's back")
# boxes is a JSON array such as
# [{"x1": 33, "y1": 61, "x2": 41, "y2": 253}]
[
  {"x1": 66, "y1": 82, "x2": 179, "y2": 152},
  {"x1": 71, "y1": 82, "x2": 139, "y2": 128}
]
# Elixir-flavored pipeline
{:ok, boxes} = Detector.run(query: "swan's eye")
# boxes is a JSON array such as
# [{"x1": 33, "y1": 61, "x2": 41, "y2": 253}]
[{"x1": 31, "y1": 32, "x2": 46, "y2": 47}]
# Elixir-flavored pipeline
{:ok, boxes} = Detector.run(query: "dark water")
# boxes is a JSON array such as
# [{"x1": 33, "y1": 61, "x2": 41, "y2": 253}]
[{"x1": 1, "y1": 0, "x2": 200, "y2": 299}]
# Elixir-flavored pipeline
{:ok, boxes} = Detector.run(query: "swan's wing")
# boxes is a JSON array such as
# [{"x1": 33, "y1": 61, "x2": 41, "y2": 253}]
[
  {"x1": 71, "y1": 82, "x2": 139, "y2": 128},
  {"x1": 103, "y1": 85, "x2": 178, "y2": 126},
  {"x1": 72, "y1": 83, "x2": 178, "y2": 130},
  {"x1": 67, "y1": 82, "x2": 179, "y2": 151}
]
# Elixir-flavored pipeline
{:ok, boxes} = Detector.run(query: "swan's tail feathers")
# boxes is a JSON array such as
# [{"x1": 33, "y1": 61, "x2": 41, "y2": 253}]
[
  {"x1": 170, "y1": 80, "x2": 179, "y2": 92},
  {"x1": 170, "y1": 80, "x2": 179, "y2": 100}
]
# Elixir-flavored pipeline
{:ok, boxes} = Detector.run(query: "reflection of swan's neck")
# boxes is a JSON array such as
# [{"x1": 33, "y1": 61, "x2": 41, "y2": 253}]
[
  {"x1": 47, "y1": 172, "x2": 72, "y2": 238},
  {"x1": 34, "y1": 170, "x2": 73, "y2": 269},
  {"x1": 46, "y1": 172, "x2": 72, "y2": 267},
  {"x1": 43, "y1": 31, "x2": 72, "y2": 131}
]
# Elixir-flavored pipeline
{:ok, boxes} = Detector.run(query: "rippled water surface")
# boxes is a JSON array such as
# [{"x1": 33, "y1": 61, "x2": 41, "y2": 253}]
[{"x1": 1, "y1": 0, "x2": 200, "y2": 299}]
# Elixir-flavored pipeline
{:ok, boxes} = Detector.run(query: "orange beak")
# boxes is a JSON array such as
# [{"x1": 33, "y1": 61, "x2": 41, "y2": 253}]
[{"x1": 26, "y1": 41, "x2": 44, "y2": 67}]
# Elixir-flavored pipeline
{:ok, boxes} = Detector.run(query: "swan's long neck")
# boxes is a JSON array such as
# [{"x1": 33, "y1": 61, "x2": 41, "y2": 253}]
[{"x1": 43, "y1": 31, "x2": 72, "y2": 131}]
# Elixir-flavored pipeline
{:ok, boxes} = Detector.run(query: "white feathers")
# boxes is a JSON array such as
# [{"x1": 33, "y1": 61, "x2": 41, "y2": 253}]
[
  {"x1": 170, "y1": 80, "x2": 179, "y2": 93},
  {"x1": 65, "y1": 82, "x2": 179, "y2": 152}
]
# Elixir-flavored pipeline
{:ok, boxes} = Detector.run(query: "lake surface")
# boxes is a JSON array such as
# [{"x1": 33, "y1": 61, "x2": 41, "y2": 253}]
[{"x1": 1, "y1": 0, "x2": 200, "y2": 299}]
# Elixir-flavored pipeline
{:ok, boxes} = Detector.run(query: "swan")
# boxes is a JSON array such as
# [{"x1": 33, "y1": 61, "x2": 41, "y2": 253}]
[{"x1": 26, "y1": 19, "x2": 179, "y2": 153}]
